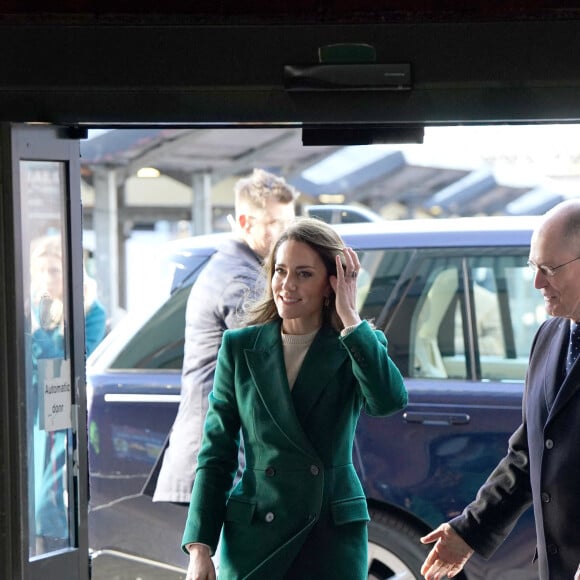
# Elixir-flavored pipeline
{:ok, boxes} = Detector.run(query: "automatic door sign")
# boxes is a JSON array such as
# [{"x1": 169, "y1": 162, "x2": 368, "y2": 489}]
[{"x1": 38, "y1": 358, "x2": 72, "y2": 431}]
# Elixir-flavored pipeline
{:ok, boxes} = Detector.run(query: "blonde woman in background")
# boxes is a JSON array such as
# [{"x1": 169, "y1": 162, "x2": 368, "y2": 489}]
[
  {"x1": 30, "y1": 235, "x2": 106, "y2": 357},
  {"x1": 29, "y1": 234, "x2": 106, "y2": 552}
]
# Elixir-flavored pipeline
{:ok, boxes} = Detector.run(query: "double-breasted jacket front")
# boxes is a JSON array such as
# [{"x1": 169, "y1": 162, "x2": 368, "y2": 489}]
[{"x1": 182, "y1": 319, "x2": 407, "y2": 579}]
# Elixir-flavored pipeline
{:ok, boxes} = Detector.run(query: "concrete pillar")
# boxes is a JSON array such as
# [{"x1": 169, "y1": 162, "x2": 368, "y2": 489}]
[
  {"x1": 191, "y1": 171, "x2": 212, "y2": 235},
  {"x1": 92, "y1": 166, "x2": 119, "y2": 325}
]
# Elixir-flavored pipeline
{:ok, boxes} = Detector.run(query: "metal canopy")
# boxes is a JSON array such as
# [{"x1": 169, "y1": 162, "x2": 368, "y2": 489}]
[
  {"x1": 80, "y1": 128, "x2": 340, "y2": 186},
  {"x1": 80, "y1": 127, "x2": 553, "y2": 218},
  {"x1": 80, "y1": 128, "x2": 341, "y2": 317},
  {"x1": 83, "y1": 127, "x2": 568, "y2": 221}
]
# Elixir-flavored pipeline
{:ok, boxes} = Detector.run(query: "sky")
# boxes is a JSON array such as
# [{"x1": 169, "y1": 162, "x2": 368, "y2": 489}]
[{"x1": 303, "y1": 124, "x2": 580, "y2": 188}]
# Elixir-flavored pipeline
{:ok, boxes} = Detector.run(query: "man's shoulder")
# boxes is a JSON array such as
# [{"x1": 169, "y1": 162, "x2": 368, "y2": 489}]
[
  {"x1": 203, "y1": 238, "x2": 260, "y2": 276},
  {"x1": 538, "y1": 316, "x2": 566, "y2": 334},
  {"x1": 530, "y1": 316, "x2": 567, "y2": 352},
  {"x1": 215, "y1": 237, "x2": 258, "y2": 262},
  {"x1": 190, "y1": 238, "x2": 254, "y2": 282}
]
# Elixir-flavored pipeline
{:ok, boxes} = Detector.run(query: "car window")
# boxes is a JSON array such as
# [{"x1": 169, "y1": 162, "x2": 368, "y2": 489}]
[
  {"x1": 358, "y1": 248, "x2": 546, "y2": 382},
  {"x1": 356, "y1": 249, "x2": 415, "y2": 324},
  {"x1": 469, "y1": 257, "x2": 546, "y2": 381},
  {"x1": 108, "y1": 243, "x2": 546, "y2": 380},
  {"x1": 170, "y1": 249, "x2": 217, "y2": 292},
  {"x1": 109, "y1": 283, "x2": 190, "y2": 370},
  {"x1": 108, "y1": 254, "x2": 212, "y2": 370},
  {"x1": 412, "y1": 259, "x2": 463, "y2": 378}
]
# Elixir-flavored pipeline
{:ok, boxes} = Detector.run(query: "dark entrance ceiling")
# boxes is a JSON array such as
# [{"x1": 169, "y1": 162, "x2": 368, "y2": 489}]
[
  {"x1": 2, "y1": 1, "x2": 580, "y2": 22},
  {"x1": 2, "y1": 8, "x2": 580, "y2": 126}
]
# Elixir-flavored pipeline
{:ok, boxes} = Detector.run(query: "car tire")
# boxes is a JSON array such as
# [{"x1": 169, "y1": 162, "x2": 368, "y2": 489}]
[{"x1": 367, "y1": 508, "x2": 431, "y2": 580}]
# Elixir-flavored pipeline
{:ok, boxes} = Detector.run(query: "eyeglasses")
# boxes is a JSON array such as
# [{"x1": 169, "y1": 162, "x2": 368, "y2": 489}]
[{"x1": 527, "y1": 256, "x2": 580, "y2": 277}]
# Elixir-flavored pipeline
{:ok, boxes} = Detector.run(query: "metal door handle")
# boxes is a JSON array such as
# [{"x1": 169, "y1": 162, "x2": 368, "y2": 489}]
[{"x1": 403, "y1": 412, "x2": 470, "y2": 426}]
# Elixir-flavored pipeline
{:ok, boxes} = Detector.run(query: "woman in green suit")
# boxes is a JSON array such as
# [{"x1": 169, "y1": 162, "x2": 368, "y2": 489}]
[{"x1": 183, "y1": 218, "x2": 407, "y2": 580}]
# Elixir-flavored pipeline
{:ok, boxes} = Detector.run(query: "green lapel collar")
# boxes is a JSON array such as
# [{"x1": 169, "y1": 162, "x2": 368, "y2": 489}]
[
  {"x1": 243, "y1": 322, "x2": 348, "y2": 455},
  {"x1": 291, "y1": 325, "x2": 348, "y2": 422},
  {"x1": 243, "y1": 322, "x2": 318, "y2": 458}
]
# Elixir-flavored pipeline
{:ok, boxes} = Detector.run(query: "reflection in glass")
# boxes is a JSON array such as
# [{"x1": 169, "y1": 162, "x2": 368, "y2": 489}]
[{"x1": 20, "y1": 161, "x2": 73, "y2": 558}]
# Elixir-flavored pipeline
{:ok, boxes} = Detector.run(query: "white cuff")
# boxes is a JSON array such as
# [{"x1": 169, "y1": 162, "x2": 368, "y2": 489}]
[{"x1": 341, "y1": 322, "x2": 362, "y2": 337}]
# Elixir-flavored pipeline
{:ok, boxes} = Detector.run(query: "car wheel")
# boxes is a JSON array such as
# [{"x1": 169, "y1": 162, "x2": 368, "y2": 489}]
[{"x1": 367, "y1": 508, "x2": 430, "y2": 580}]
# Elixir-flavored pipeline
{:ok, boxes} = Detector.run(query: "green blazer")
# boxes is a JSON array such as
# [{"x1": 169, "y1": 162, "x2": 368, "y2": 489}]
[{"x1": 182, "y1": 319, "x2": 407, "y2": 579}]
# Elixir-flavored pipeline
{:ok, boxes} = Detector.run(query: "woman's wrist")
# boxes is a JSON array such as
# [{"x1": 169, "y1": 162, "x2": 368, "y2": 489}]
[
  {"x1": 340, "y1": 310, "x2": 361, "y2": 326},
  {"x1": 186, "y1": 542, "x2": 211, "y2": 555},
  {"x1": 341, "y1": 320, "x2": 362, "y2": 336}
]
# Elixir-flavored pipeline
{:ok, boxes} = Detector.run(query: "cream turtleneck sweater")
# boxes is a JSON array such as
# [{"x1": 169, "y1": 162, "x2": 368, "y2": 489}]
[
  {"x1": 281, "y1": 323, "x2": 361, "y2": 390},
  {"x1": 281, "y1": 328, "x2": 318, "y2": 390}
]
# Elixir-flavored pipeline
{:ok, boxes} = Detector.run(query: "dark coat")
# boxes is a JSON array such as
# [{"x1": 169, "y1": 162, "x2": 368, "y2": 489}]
[
  {"x1": 182, "y1": 320, "x2": 407, "y2": 579},
  {"x1": 451, "y1": 316, "x2": 580, "y2": 579},
  {"x1": 152, "y1": 237, "x2": 263, "y2": 502}
]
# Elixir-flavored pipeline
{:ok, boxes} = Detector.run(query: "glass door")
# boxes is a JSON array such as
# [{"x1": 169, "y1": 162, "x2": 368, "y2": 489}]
[{"x1": 0, "y1": 124, "x2": 89, "y2": 580}]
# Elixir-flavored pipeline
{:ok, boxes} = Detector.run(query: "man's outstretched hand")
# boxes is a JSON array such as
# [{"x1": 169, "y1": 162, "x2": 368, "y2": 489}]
[{"x1": 420, "y1": 523, "x2": 474, "y2": 579}]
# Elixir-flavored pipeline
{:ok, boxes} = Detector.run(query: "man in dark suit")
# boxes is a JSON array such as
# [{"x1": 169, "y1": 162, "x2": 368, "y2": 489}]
[{"x1": 420, "y1": 198, "x2": 580, "y2": 580}]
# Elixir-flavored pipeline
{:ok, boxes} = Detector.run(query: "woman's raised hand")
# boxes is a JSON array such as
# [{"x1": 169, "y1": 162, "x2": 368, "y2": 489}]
[{"x1": 330, "y1": 247, "x2": 362, "y2": 329}]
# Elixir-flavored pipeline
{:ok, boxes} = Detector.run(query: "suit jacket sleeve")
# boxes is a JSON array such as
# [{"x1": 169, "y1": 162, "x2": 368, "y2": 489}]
[
  {"x1": 340, "y1": 320, "x2": 407, "y2": 416},
  {"x1": 449, "y1": 421, "x2": 533, "y2": 558},
  {"x1": 447, "y1": 322, "x2": 543, "y2": 558},
  {"x1": 182, "y1": 330, "x2": 241, "y2": 553}
]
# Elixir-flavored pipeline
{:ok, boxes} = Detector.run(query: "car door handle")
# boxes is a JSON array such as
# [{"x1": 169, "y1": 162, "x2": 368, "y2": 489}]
[{"x1": 402, "y1": 412, "x2": 471, "y2": 426}]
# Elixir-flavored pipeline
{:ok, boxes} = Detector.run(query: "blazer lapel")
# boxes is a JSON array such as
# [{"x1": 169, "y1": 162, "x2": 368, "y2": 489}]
[
  {"x1": 542, "y1": 319, "x2": 568, "y2": 413},
  {"x1": 548, "y1": 319, "x2": 580, "y2": 423},
  {"x1": 291, "y1": 326, "x2": 347, "y2": 422},
  {"x1": 243, "y1": 323, "x2": 318, "y2": 458}
]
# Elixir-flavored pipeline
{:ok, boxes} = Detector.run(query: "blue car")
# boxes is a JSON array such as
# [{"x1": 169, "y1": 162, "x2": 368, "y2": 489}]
[{"x1": 87, "y1": 216, "x2": 546, "y2": 579}]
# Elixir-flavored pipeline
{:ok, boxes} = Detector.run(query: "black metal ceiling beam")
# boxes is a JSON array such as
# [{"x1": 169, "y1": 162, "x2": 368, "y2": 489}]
[{"x1": 2, "y1": 20, "x2": 580, "y2": 126}]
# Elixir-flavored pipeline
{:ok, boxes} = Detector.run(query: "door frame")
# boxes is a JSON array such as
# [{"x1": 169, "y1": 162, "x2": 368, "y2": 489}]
[{"x1": 0, "y1": 124, "x2": 89, "y2": 580}]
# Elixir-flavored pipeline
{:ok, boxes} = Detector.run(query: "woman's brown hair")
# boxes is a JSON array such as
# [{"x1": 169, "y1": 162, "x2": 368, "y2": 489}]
[{"x1": 244, "y1": 217, "x2": 347, "y2": 331}]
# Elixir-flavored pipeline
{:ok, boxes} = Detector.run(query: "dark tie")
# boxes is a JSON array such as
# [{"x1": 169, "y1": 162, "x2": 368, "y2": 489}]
[{"x1": 566, "y1": 322, "x2": 580, "y2": 374}]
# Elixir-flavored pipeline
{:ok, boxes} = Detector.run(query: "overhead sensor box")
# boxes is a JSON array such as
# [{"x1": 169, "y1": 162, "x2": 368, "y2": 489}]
[
  {"x1": 284, "y1": 63, "x2": 411, "y2": 91},
  {"x1": 302, "y1": 125, "x2": 424, "y2": 146}
]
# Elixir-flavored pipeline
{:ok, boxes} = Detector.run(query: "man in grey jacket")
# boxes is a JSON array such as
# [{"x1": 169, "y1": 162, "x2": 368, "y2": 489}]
[{"x1": 152, "y1": 169, "x2": 298, "y2": 503}]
